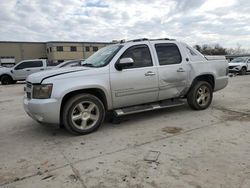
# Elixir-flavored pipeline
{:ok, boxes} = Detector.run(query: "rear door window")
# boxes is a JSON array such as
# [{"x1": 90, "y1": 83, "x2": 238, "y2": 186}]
[
  {"x1": 30, "y1": 61, "x2": 43, "y2": 67},
  {"x1": 155, "y1": 43, "x2": 182, "y2": 65}
]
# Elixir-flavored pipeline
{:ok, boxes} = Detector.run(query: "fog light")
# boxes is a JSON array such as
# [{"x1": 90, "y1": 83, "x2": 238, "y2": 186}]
[{"x1": 34, "y1": 114, "x2": 43, "y2": 122}]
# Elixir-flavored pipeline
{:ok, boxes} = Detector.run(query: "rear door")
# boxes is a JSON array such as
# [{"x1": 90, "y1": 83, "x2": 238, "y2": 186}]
[
  {"x1": 110, "y1": 42, "x2": 159, "y2": 108},
  {"x1": 30, "y1": 60, "x2": 45, "y2": 74},
  {"x1": 151, "y1": 42, "x2": 189, "y2": 100}
]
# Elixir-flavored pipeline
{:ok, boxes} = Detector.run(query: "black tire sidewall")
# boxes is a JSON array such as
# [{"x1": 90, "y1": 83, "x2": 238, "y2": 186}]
[
  {"x1": 63, "y1": 94, "x2": 105, "y2": 135},
  {"x1": 1, "y1": 75, "x2": 13, "y2": 85},
  {"x1": 240, "y1": 67, "x2": 246, "y2": 75},
  {"x1": 187, "y1": 81, "x2": 213, "y2": 110}
]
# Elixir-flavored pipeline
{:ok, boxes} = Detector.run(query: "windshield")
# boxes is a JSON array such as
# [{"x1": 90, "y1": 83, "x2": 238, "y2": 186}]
[
  {"x1": 59, "y1": 60, "x2": 84, "y2": 68},
  {"x1": 231, "y1": 57, "x2": 247, "y2": 63},
  {"x1": 55, "y1": 60, "x2": 71, "y2": 68},
  {"x1": 82, "y1": 44, "x2": 123, "y2": 67}
]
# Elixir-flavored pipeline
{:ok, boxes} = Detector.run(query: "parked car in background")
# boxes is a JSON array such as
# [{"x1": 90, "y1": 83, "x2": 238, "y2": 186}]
[
  {"x1": 228, "y1": 57, "x2": 250, "y2": 75},
  {"x1": 55, "y1": 59, "x2": 85, "y2": 68},
  {"x1": 24, "y1": 38, "x2": 228, "y2": 135},
  {"x1": 0, "y1": 63, "x2": 15, "y2": 68},
  {"x1": 0, "y1": 59, "x2": 50, "y2": 85}
]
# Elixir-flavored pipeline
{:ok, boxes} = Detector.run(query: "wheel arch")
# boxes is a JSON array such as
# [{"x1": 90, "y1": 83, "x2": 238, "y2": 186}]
[
  {"x1": 186, "y1": 74, "x2": 215, "y2": 96},
  {"x1": 0, "y1": 74, "x2": 14, "y2": 81},
  {"x1": 242, "y1": 66, "x2": 247, "y2": 69},
  {"x1": 60, "y1": 88, "x2": 108, "y2": 125}
]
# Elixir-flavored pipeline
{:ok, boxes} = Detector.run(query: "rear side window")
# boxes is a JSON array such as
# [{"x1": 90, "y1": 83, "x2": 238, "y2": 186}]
[
  {"x1": 120, "y1": 45, "x2": 153, "y2": 69},
  {"x1": 31, "y1": 61, "x2": 43, "y2": 67},
  {"x1": 155, "y1": 43, "x2": 182, "y2": 65}
]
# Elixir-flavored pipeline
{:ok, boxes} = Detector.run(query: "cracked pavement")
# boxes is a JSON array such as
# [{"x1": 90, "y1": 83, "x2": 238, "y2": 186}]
[{"x1": 0, "y1": 75, "x2": 250, "y2": 188}]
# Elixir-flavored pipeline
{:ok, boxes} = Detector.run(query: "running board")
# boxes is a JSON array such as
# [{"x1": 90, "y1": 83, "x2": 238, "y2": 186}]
[{"x1": 114, "y1": 99, "x2": 185, "y2": 116}]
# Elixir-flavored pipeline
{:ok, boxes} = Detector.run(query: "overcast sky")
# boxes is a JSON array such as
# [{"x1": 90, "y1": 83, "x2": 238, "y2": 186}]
[{"x1": 0, "y1": 0, "x2": 250, "y2": 48}]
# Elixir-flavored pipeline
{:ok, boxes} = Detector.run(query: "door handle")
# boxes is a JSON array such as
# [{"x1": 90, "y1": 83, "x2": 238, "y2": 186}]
[
  {"x1": 40, "y1": 68, "x2": 44, "y2": 70},
  {"x1": 177, "y1": 68, "x2": 185, "y2": 72},
  {"x1": 26, "y1": 69, "x2": 30, "y2": 71},
  {"x1": 145, "y1": 71, "x2": 156, "y2": 76}
]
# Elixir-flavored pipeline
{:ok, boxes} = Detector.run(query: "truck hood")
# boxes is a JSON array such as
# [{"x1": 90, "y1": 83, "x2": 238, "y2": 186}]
[
  {"x1": 0, "y1": 66, "x2": 11, "y2": 73},
  {"x1": 228, "y1": 62, "x2": 245, "y2": 66},
  {"x1": 26, "y1": 67, "x2": 90, "y2": 84}
]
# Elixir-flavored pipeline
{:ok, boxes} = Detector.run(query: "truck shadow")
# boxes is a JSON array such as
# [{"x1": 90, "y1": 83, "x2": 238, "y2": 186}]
[
  {"x1": 35, "y1": 104, "x2": 191, "y2": 137},
  {"x1": 105, "y1": 104, "x2": 190, "y2": 125}
]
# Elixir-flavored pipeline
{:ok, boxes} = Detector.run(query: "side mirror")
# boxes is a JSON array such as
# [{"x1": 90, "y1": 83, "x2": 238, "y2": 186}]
[{"x1": 115, "y1": 58, "x2": 134, "y2": 71}]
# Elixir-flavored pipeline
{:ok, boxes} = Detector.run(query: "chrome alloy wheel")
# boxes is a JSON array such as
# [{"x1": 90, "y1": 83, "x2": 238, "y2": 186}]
[
  {"x1": 196, "y1": 85, "x2": 211, "y2": 107},
  {"x1": 71, "y1": 101, "x2": 100, "y2": 130}
]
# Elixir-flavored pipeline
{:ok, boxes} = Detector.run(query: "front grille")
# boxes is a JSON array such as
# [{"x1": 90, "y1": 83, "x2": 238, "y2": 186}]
[
  {"x1": 26, "y1": 82, "x2": 32, "y2": 88},
  {"x1": 229, "y1": 66, "x2": 236, "y2": 69},
  {"x1": 26, "y1": 82, "x2": 32, "y2": 99},
  {"x1": 27, "y1": 92, "x2": 31, "y2": 99}
]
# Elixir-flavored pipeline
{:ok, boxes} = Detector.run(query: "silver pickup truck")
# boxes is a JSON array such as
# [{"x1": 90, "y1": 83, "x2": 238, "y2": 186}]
[{"x1": 23, "y1": 38, "x2": 228, "y2": 135}]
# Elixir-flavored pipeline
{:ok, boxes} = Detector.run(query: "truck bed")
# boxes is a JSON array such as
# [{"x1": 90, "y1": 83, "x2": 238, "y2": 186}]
[{"x1": 205, "y1": 55, "x2": 226, "y2": 61}]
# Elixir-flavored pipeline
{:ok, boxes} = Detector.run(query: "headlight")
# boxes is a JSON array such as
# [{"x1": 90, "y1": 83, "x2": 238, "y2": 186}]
[{"x1": 32, "y1": 84, "x2": 53, "y2": 99}]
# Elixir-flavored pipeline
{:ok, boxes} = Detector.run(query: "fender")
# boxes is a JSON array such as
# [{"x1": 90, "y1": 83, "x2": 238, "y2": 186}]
[
  {"x1": 186, "y1": 73, "x2": 215, "y2": 96},
  {"x1": 0, "y1": 73, "x2": 15, "y2": 80},
  {"x1": 59, "y1": 84, "x2": 112, "y2": 109}
]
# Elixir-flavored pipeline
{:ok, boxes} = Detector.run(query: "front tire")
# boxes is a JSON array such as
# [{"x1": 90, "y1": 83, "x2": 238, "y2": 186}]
[
  {"x1": 62, "y1": 94, "x2": 105, "y2": 135},
  {"x1": 1, "y1": 75, "x2": 14, "y2": 85},
  {"x1": 240, "y1": 67, "x2": 247, "y2": 75},
  {"x1": 187, "y1": 81, "x2": 213, "y2": 110}
]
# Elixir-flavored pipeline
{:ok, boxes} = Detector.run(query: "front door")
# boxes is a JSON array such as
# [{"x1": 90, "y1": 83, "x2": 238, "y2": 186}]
[
  {"x1": 110, "y1": 43, "x2": 159, "y2": 108},
  {"x1": 13, "y1": 61, "x2": 29, "y2": 80}
]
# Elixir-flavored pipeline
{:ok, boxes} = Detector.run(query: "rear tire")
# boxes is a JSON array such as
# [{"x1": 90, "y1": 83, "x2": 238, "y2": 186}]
[
  {"x1": 1, "y1": 75, "x2": 14, "y2": 85},
  {"x1": 240, "y1": 67, "x2": 247, "y2": 75},
  {"x1": 187, "y1": 81, "x2": 213, "y2": 110},
  {"x1": 62, "y1": 94, "x2": 105, "y2": 135}
]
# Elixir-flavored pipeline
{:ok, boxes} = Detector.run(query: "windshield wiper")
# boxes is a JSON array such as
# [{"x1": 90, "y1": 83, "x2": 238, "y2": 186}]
[{"x1": 81, "y1": 63, "x2": 95, "y2": 67}]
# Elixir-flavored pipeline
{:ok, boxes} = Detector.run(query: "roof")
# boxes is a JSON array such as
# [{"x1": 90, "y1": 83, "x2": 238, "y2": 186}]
[{"x1": 118, "y1": 38, "x2": 176, "y2": 44}]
